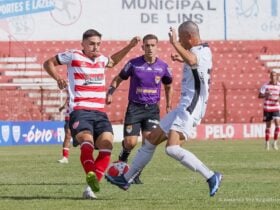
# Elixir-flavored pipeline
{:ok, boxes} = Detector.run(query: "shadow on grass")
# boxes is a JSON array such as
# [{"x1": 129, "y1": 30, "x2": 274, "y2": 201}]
[
  {"x1": 0, "y1": 195, "x2": 85, "y2": 200},
  {"x1": 0, "y1": 195, "x2": 146, "y2": 201},
  {"x1": 0, "y1": 182, "x2": 82, "y2": 186}
]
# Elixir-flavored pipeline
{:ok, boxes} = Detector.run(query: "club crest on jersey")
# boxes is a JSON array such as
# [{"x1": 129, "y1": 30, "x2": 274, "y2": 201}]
[
  {"x1": 126, "y1": 125, "x2": 133, "y2": 134},
  {"x1": 72, "y1": 121, "x2": 80, "y2": 129},
  {"x1": 155, "y1": 76, "x2": 161, "y2": 84}
]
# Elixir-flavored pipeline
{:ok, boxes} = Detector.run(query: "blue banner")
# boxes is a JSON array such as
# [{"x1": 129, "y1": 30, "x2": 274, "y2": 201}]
[
  {"x1": 0, "y1": 121, "x2": 65, "y2": 146},
  {"x1": 0, "y1": 0, "x2": 55, "y2": 19}
]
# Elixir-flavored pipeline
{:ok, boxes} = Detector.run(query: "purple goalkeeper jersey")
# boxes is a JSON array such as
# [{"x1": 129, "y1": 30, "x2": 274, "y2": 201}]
[{"x1": 119, "y1": 55, "x2": 172, "y2": 104}]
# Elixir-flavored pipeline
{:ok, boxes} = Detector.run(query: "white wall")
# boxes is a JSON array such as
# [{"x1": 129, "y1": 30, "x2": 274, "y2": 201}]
[{"x1": 0, "y1": 0, "x2": 279, "y2": 41}]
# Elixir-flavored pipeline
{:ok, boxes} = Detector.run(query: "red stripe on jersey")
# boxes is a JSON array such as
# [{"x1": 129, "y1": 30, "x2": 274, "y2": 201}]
[
  {"x1": 71, "y1": 60, "x2": 105, "y2": 68},
  {"x1": 74, "y1": 73, "x2": 104, "y2": 80},
  {"x1": 73, "y1": 106, "x2": 105, "y2": 112},
  {"x1": 75, "y1": 85, "x2": 105, "y2": 92},
  {"x1": 74, "y1": 97, "x2": 105, "y2": 104}
]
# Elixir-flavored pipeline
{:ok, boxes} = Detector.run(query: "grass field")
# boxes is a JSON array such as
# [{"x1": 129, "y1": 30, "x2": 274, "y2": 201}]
[{"x1": 1, "y1": 139, "x2": 280, "y2": 210}]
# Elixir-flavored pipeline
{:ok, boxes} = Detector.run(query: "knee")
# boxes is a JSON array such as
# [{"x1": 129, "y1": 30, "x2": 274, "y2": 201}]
[{"x1": 165, "y1": 145, "x2": 182, "y2": 160}]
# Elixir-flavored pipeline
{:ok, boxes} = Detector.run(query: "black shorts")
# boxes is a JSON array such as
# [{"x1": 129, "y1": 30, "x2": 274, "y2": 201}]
[
  {"x1": 123, "y1": 102, "x2": 160, "y2": 137},
  {"x1": 263, "y1": 111, "x2": 280, "y2": 122},
  {"x1": 69, "y1": 110, "x2": 113, "y2": 146}
]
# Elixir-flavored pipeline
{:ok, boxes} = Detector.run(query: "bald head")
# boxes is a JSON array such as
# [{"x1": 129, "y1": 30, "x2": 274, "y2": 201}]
[{"x1": 179, "y1": 21, "x2": 200, "y2": 38}]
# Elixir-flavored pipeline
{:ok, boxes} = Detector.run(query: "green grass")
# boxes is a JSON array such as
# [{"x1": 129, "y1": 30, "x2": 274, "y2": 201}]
[{"x1": 1, "y1": 139, "x2": 280, "y2": 210}]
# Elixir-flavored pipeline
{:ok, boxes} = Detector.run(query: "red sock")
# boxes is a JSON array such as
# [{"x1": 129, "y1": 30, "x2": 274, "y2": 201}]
[
  {"x1": 93, "y1": 150, "x2": 111, "y2": 181},
  {"x1": 62, "y1": 148, "x2": 69, "y2": 158},
  {"x1": 274, "y1": 127, "x2": 280, "y2": 140},
  {"x1": 265, "y1": 128, "x2": 270, "y2": 141},
  {"x1": 80, "y1": 142, "x2": 95, "y2": 174}
]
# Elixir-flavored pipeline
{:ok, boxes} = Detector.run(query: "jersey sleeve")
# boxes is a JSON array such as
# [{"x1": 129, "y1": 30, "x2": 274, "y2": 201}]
[
  {"x1": 162, "y1": 65, "x2": 173, "y2": 85},
  {"x1": 191, "y1": 46, "x2": 212, "y2": 70},
  {"x1": 56, "y1": 50, "x2": 74, "y2": 65},
  {"x1": 119, "y1": 61, "x2": 132, "y2": 80}
]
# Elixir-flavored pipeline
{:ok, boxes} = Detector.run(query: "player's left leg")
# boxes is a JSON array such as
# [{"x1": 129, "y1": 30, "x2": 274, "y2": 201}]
[
  {"x1": 93, "y1": 131, "x2": 113, "y2": 182},
  {"x1": 273, "y1": 117, "x2": 280, "y2": 150}
]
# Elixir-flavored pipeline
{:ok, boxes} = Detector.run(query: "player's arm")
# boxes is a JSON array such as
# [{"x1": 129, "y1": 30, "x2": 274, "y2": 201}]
[
  {"x1": 59, "y1": 98, "x2": 68, "y2": 112},
  {"x1": 43, "y1": 56, "x2": 67, "y2": 90},
  {"x1": 168, "y1": 27, "x2": 197, "y2": 66},
  {"x1": 163, "y1": 83, "x2": 173, "y2": 113},
  {"x1": 106, "y1": 75, "x2": 123, "y2": 105},
  {"x1": 106, "y1": 36, "x2": 140, "y2": 68}
]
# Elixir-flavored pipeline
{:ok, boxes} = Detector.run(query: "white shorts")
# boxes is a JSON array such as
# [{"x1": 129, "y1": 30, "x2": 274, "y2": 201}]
[{"x1": 160, "y1": 105, "x2": 203, "y2": 139}]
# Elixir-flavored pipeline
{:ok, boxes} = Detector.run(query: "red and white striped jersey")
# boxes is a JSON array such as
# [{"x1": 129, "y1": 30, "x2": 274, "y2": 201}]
[
  {"x1": 259, "y1": 83, "x2": 280, "y2": 112},
  {"x1": 57, "y1": 50, "x2": 109, "y2": 113}
]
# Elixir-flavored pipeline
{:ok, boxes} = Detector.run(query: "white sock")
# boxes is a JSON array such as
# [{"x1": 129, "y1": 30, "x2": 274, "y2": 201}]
[
  {"x1": 165, "y1": 145, "x2": 214, "y2": 179},
  {"x1": 124, "y1": 139, "x2": 156, "y2": 183}
]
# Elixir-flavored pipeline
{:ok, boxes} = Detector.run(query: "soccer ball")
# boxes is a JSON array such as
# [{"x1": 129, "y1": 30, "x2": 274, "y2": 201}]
[{"x1": 106, "y1": 161, "x2": 129, "y2": 177}]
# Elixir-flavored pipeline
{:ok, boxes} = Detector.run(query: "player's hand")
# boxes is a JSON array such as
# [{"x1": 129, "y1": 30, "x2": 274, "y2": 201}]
[
  {"x1": 106, "y1": 94, "x2": 113, "y2": 105},
  {"x1": 57, "y1": 78, "x2": 67, "y2": 90},
  {"x1": 171, "y1": 53, "x2": 183, "y2": 62},
  {"x1": 168, "y1": 27, "x2": 177, "y2": 45},
  {"x1": 129, "y1": 36, "x2": 141, "y2": 48},
  {"x1": 166, "y1": 105, "x2": 172, "y2": 113}
]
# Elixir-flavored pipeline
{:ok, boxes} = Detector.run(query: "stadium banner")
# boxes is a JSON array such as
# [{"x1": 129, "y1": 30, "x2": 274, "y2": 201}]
[
  {"x1": 0, "y1": 121, "x2": 65, "y2": 146},
  {"x1": 0, "y1": 0, "x2": 278, "y2": 41},
  {"x1": 0, "y1": 121, "x2": 270, "y2": 146}
]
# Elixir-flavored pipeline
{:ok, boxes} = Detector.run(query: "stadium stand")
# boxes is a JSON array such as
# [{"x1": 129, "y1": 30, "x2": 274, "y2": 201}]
[{"x1": 0, "y1": 40, "x2": 279, "y2": 122}]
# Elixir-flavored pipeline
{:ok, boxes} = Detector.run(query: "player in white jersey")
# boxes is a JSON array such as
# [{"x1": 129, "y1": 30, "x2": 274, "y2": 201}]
[
  {"x1": 259, "y1": 71, "x2": 280, "y2": 150},
  {"x1": 105, "y1": 21, "x2": 222, "y2": 197},
  {"x1": 44, "y1": 29, "x2": 140, "y2": 199}
]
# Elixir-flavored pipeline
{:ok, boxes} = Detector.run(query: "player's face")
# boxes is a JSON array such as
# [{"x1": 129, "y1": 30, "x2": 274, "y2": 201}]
[
  {"x1": 81, "y1": 36, "x2": 101, "y2": 58},
  {"x1": 271, "y1": 72, "x2": 278, "y2": 84},
  {"x1": 142, "y1": 38, "x2": 158, "y2": 60}
]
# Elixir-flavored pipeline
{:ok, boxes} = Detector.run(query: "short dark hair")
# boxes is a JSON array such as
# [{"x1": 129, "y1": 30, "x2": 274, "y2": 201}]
[
  {"x1": 143, "y1": 34, "x2": 158, "y2": 43},
  {"x1": 82, "y1": 29, "x2": 102, "y2": 40}
]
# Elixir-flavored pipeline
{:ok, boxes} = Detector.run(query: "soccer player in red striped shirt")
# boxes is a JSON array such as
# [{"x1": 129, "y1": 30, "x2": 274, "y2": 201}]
[
  {"x1": 44, "y1": 29, "x2": 140, "y2": 199},
  {"x1": 259, "y1": 70, "x2": 280, "y2": 150}
]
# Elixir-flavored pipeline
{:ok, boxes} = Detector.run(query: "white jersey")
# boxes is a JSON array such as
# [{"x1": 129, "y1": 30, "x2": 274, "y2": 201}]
[
  {"x1": 57, "y1": 50, "x2": 109, "y2": 113},
  {"x1": 160, "y1": 43, "x2": 212, "y2": 139},
  {"x1": 179, "y1": 43, "x2": 212, "y2": 122}
]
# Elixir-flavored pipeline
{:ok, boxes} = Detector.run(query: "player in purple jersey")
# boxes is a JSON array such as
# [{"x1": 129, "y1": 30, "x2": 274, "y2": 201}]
[
  {"x1": 106, "y1": 34, "x2": 173, "y2": 184},
  {"x1": 105, "y1": 21, "x2": 222, "y2": 197}
]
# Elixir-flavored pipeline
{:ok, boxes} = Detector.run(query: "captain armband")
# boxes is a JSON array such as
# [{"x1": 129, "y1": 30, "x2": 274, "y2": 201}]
[{"x1": 108, "y1": 86, "x2": 116, "y2": 95}]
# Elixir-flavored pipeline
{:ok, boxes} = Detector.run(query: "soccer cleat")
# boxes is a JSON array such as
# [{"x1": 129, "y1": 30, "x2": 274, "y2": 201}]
[
  {"x1": 131, "y1": 173, "x2": 143, "y2": 184},
  {"x1": 82, "y1": 185, "x2": 97, "y2": 199},
  {"x1": 105, "y1": 174, "x2": 130, "y2": 190},
  {"x1": 86, "y1": 171, "x2": 100, "y2": 192},
  {"x1": 207, "y1": 172, "x2": 222, "y2": 197},
  {"x1": 57, "y1": 157, "x2": 69, "y2": 164}
]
